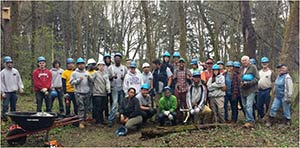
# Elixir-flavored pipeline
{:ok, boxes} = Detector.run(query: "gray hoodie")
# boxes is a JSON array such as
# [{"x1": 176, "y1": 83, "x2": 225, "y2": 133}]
[
  {"x1": 70, "y1": 68, "x2": 91, "y2": 94},
  {"x1": 90, "y1": 70, "x2": 111, "y2": 96},
  {"x1": 207, "y1": 74, "x2": 226, "y2": 98},
  {"x1": 1, "y1": 68, "x2": 24, "y2": 93},
  {"x1": 50, "y1": 68, "x2": 64, "y2": 88}
]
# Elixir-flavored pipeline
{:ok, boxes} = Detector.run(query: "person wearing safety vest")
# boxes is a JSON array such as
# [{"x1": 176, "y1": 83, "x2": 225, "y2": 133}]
[
  {"x1": 1, "y1": 56, "x2": 24, "y2": 123},
  {"x1": 266, "y1": 64, "x2": 293, "y2": 127},
  {"x1": 240, "y1": 55, "x2": 260, "y2": 128}
]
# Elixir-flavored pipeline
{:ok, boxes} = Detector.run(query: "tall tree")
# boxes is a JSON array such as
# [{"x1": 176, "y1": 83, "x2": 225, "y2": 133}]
[
  {"x1": 178, "y1": 1, "x2": 187, "y2": 60},
  {"x1": 141, "y1": 1, "x2": 154, "y2": 64},
  {"x1": 280, "y1": 1, "x2": 299, "y2": 75},
  {"x1": 240, "y1": 1, "x2": 257, "y2": 58}
]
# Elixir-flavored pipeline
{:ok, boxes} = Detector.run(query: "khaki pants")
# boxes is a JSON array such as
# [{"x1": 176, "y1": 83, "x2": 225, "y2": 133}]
[
  {"x1": 194, "y1": 105, "x2": 212, "y2": 124},
  {"x1": 210, "y1": 97, "x2": 225, "y2": 123},
  {"x1": 126, "y1": 115, "x2": 143, "y2": 130}
]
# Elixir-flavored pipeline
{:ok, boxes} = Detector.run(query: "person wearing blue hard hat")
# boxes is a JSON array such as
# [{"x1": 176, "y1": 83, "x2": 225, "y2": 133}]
[
  {"x1": 172, "y1": 51, "x2": 181, "y2": 73},
  {"x1": 119, "y1": 87, "x2": 143, "y2": 132},
  {"x1": 1, "y1": 56, "x2": 24, "y2": 123},
  {"x1": 70, "y1": 57, "x2": 91, "y2": 129},
  {"x1": 217, "y1": 61, "x2": 225, "y2": 73},
  {"x1": 107, "y1": 52, "x2": 128, "y2": 128},
  {"x1": 123, "y1": 61, "x2": 144, "y2": 97},
  {"x1": 266, "y1": 64, "x2": 293, "y2": 127},
  {"x1": 186, "y1": 71, "x2": 212, "y2": 124},
  {"x1": 32, "y1": 56, "x2": 52, "y2": 113},
  {"x1": 257, "y1": 56, "x2": 276, "y2": 121},
  {"x1": 190, "y1": 58, "x2": 202, "y2": 75},
  {"x1": 90, "y1": 59, "x2": 111, "y2": 127},
  {"x1": 158, "y1": 86, "x2": 177, "y2": 126},
  {"x1": 223, "y1": 61, "x2": 235, "y2": 123},
  {"x1": 207, "y1": 64, "x2": 226, "y2": 123},
  {"x1": 136, "y1": 83, "x2": 157, "y2": 123},
  {"x1": 162, "y1": 51, "x2": 174, "y2": 75},
  {"x1": 50, "y1": 60, "x2": 65, "y2": 114},
  {"x1": 62, "y1": 58, "x2": 78, "y2": 117},
  {"x1": 240, "y1": 55, "x2": 260, "y2": 128}
]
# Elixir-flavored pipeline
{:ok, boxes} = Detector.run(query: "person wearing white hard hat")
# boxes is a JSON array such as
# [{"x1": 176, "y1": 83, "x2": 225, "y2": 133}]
[
  {"x1": 141, "y1": 62, "x2": 153, "y2": 92},
  {"x1": 90, "y1": 60, "x2": 111, "y2": 127},
  {"x1": 86, "y1": 58, "x2": 97, "y2": 121}
]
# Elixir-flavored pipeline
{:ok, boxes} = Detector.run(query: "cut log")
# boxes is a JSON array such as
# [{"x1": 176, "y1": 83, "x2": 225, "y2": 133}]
[{"x1": 140, "y1": 123, "x2": 230, "y2": 139}]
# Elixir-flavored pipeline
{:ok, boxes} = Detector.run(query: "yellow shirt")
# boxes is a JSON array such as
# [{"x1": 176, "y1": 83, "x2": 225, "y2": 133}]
[
  {"x1": 61, "y1": 69, "x2": 75, "y2": 93},
  {"x1": 87, "y1": 70, "x2": 96, "y2": 75}
]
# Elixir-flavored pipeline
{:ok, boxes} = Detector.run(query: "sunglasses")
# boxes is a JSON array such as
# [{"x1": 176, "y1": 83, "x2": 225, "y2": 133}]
[{"x1": 206, "y1": 62, "x2": 213, "y2": 65}]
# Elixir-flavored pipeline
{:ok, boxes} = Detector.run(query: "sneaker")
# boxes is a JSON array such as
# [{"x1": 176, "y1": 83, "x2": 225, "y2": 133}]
[
  {"x1": 79, "y1": 123, "x2": 85, "y2": 129},
  {"x1": 243, "y1": 122, "x2": 254, "y2": 128},
  {"x1": 284, "y1": 119, "x2": 291, "y2": 126}
]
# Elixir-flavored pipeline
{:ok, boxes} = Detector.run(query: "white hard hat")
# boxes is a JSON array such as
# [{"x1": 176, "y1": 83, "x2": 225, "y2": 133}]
[
  {"x1": 87, "y1": 58, "x2": 96, "y2": 65},
  {"x1": 142, "y1": 62, "x2": 150, "y2": 68},
  {"x1": 97, "y1": 60, "x2": 105, "y2": 65}
]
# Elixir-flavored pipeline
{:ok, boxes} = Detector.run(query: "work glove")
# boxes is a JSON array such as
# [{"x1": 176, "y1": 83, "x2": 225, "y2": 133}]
[
  {"x1": 168, "y1": 114, "x2": 173, "y2": 120},
  {"x1": 194, "y1": 107, "x2": 200, "y2": 113},
  {"x1": 163, "y1": 111, "x2": 170, "y2": 116},
  {"x1": 190, "y1": 109, "x2": 195, "y2": 115},
  {"x1": 41, "y1": 88, "x2": 49, "y2": 95}
]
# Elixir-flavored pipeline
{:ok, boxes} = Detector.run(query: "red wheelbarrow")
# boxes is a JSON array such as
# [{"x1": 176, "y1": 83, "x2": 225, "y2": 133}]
[{"x1": 5, "y1": 112, "x2": 81, "y2": 146}]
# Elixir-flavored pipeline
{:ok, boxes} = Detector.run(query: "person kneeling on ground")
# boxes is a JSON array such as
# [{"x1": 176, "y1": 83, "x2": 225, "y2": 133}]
[
  {"x1": 119, "y1": 87, "x2": 143, "y2": 133},
  {"x1": 158, "y1": 86, "x2": 177, "y2": 126},
  {"x1": 136, "y1": 83, "x2": 157, "y2": 123},
  {"x1": 186, "y1": 71, "x2": 212, "y2": 124}
]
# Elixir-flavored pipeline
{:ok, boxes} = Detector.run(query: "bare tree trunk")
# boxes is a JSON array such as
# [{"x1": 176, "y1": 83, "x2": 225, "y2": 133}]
[
  {"x1": 76, "y1": 1, "x2": 84, "y2": 58},
  {"x1": 240, "y1": 1, "x2": 257, "y2": 58},
  {"x1": 2, "y1": 1, "x2": 12, "y2": 57},
  {"x1": 31, "y1": 1, "x2": 37, "y2": 93},
  {"x1": 141, "y1": 1, "x2": 154, "y2": 64},
  {"x1": 178, "y1": 1, "x2": 187, "y2": 60},
  {"x1": 280, "y1": 1, "x2": 299, "y2": 75}
]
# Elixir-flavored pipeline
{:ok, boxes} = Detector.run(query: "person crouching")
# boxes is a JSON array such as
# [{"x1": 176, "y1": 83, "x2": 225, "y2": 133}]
[{"x1": 158, "y1": 86, "x2": 178, "y2": 126}]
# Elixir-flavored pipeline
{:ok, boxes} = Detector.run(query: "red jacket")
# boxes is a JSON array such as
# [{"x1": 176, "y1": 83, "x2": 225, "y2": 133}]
[{"x1": 32, "y1": 68, "x2": 52, "y2": 91}]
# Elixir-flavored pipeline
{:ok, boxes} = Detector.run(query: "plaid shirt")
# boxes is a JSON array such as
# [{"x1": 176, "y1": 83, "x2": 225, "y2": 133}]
[
  {"x1": 231, "y1": 71, "x2": 241, "y2": 99},
  {"x1": 174, "y1": 68, "x2": 191, "y2": 93}
]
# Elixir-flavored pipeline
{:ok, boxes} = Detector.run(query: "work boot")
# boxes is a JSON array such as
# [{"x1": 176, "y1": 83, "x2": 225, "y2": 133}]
[
  {"x1": 284, "y1": 118, "x2": 291, "y2": 126},
  {"x1": 243, "y1": 122, "x2": 254, "y2": 128},
  {"x1": 79, "y1": 122, "x2": 85, "y2": 129},
  {"x1": 108, "y1": 121, "x2": 113, "y2": 128},
  {"x1": 265, "y1": 116, "x2": 274, "y2": 127}
]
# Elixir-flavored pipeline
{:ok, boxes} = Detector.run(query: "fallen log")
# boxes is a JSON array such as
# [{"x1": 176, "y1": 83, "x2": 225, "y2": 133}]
[{"x1": 140, "y1": 123, "x2": 231, "y2": 139}]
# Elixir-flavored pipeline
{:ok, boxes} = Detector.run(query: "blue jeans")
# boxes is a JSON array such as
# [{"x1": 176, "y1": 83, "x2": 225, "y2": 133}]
[
  {"x1": 241, "y1": 93, "x2": 256, "y2": 122},
  {"x1": 50, "y1": 88, "x2": 64, "y2": 113},
  {"x1": 270, "y1": 97, "x2": 291, "y2": 119},
  {"x1": 257, "y1": 88, "x2": 271, "y2": 118},
  {"x1": 36, "y1": 91, "x2": 52, "y2": 112},
  {"x1": 1, "y1": 92, "x2": 18, "y2": 120},
  {"x1": 224, "y1": 95, "x2": 231, "y2": 121},
  {"x1": 108, "y1": 89, "x2": 124, "y2": 122}
]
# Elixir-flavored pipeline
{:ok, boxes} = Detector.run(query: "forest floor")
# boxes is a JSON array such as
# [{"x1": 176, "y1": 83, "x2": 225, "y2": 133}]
[{"x1": 1, "y1": 95, "x2": 299, "y2": 147}]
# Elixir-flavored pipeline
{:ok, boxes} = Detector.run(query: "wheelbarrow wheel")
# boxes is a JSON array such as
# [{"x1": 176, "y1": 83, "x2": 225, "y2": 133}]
[{"x1": 7, "y1": 129, "x2": 27, "y2": 146}]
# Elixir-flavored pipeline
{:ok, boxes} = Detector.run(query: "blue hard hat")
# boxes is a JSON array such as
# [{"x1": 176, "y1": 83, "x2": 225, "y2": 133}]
[
  {"x1": 163, "y1": 51, "x2": 171, "y2": 57},
  {"x1": 192, "y1": 71, "x2": 201, "y2": 77},
  {"x1": 141, "y1": 83, "x2": 150, "y2": 90},
  {"x1": 250, "y1": 58, "x2": 256, "y2": 65},
  {"x1": 178, "y1": 58, "x2": 185, "y2": 63},
  {"x1": 66, "y1": 58, "x2": 74, "y2": 64},
  {"x1": 129, "y1": 61, "x2": 137, "y2": 68},
  {"x1": 76, "y1": 57, "x2": 85, "y2": 64},
  {"x1": 163, "y1": 86, "x2": 171, "y2": 91},
  {"x1": 37, "y1": 56, "x2": 46, "y2": 63},
  {"x1": 233, "y1": 61, "x2": 241, "y2": 68},
  {"x1": 190, "y1": 59, "x2": 198, "y2": 65},
  {"x1": 261, "y1": 57, "x2": 269, "y2": 63},
  {"x1": 217, "y1": 61, "x2": 224, "y2": 65},
  {"x1": 212, "y1": 64, "x2": 220, "y2": 70},
  {"x1": 115, "y1": 126, "x2": 128, "y2": 136},
  {"x1": 104, "y1": 53, "x2": 111, "y2": 58},
  {"x1": 114, "y1": 52, "x2": 123, "y2": 58},
  {"x1": 226, "y1": 61, "x2": 234, "y2": 67},
  {"x1": 173, "y1": 52, "x2": 180, "y2": 57},
  {"x1": 242, "y1": 73, "x2": 254, "y2": 81},
  {"x1": 3, "y1": 56, "x2": 12, "y2": 63},
  {"x1": 50, "y1": 90, "x2": 58, "y2": 98}
]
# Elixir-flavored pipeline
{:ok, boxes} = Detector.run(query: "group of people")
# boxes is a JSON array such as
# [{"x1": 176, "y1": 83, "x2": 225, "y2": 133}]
[{"x1": 0, "y1": 51, "x2": 294, "y2": 136}]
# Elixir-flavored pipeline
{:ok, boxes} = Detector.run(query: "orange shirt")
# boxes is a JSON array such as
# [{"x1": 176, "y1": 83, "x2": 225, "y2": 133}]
[{"x1": 201, "y1": 70, "x2": 213, "y2": 84}]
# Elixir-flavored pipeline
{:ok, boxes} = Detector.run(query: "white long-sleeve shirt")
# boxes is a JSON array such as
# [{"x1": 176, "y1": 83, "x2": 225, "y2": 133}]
[{"x1": 186, "y1": 83, "x2": 207, "y2": 110}]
